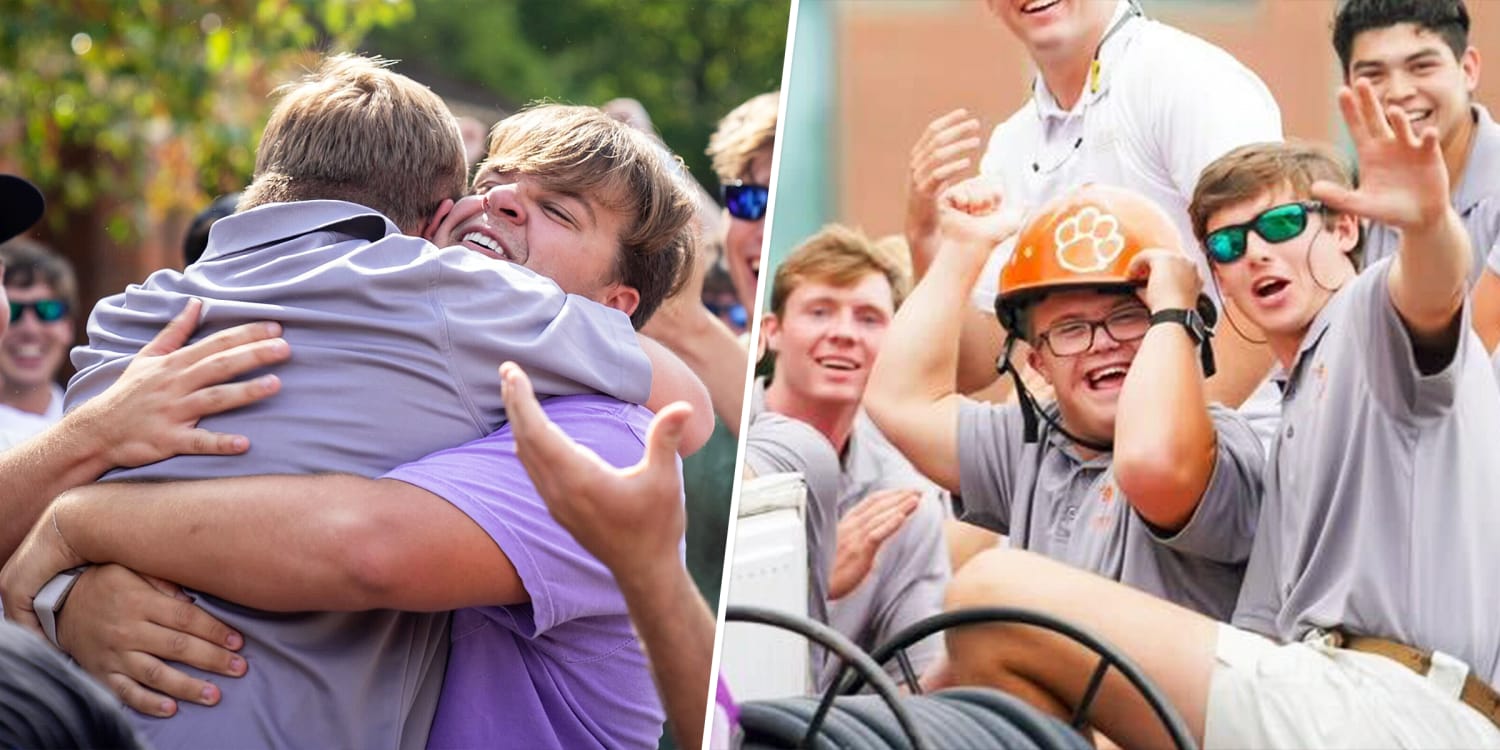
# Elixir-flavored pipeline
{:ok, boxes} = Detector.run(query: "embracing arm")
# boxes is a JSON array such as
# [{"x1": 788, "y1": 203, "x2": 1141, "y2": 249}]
[
  {"x1": 47, "y1": 474, "x2": 524, "y2": 613},
  {"x1": 0, "y1": 300, "x2": 288, "y2": 558},
  {"x1": 640, "y1": 335, "x2": 715, "y2": 454},
  {"x1": 640, "y1": 226, "x2": 752, "y2": 436}
]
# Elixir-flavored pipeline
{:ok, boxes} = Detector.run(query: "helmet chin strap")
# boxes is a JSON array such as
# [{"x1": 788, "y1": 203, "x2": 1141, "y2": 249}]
[{"x1": 997, "y1": 335, "x2": 1115, "y2": 454}]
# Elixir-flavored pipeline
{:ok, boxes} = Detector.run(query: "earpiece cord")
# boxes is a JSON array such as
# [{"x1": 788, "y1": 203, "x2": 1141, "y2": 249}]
[{"x1": 997, "y1": 337, "x2": 1114, "y2": 454}]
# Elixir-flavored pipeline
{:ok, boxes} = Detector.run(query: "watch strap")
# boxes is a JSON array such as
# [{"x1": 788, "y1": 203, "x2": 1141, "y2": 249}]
[
  {"x1": 35, "y1": 566, "x2": 89, "y2": 648},
  {"x1": 1148, "y1": 308, "x2": 1201, "y2": 342},
  {"x1": 1149, "y1": 308, "x2": 1217, "y2": 378}
]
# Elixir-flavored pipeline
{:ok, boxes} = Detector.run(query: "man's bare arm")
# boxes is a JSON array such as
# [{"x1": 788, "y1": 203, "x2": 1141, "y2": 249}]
[
  {"x1": 866, "y1": 178, "x2": 1018, "y2": 493},
  {"x1": 1113, "y1": 250, "x2": 1218, "y2": 532},
  {"x1": 0, "y1": 300, "x2": 288, "y2": 558},
  {"x1": 642, "y1": 225, "x2": 751, "y2": 436},
  {"x1": 1316, "y1": 82, "x2": 1471, "y2": 360},
  {"x1": 640, "y1": 336, "x2": 716, "y2": 453},
  {"x1": 32, "y1": 474, "x2": 526, "y2": 614}
]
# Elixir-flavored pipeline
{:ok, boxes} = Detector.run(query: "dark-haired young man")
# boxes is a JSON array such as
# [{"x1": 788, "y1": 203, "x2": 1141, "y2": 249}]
[{"x1": 1334, "y1": 0, "x2": 1500, "y2": 359}]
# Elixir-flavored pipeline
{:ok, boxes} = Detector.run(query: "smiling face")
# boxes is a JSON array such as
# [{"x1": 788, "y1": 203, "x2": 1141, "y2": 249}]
[
  {"x1": 1347, "y1": 23, "x2": 1478, "y2": 151},
  {"x1": 763, "y1": 273, "x2": 895, "y2": 410},
  {"x1": 1205, "y1": 185, "x2": 1359, "y2": 361},
  {"x1": 985, "y1": 0, "x2": 1115, "y2": 64},
  {"x1": 440, "y1": 168, "x2": 639, "y2": 317},
  {"x1": 723, "y1": 147, "x2": 771, "y2": 308},
  {"x1": 1024, "y1": 290, "x2": 1143, "y2": 444},
  {"x1": 0, "y1": 280, "x2": 73, "y2": 394}
]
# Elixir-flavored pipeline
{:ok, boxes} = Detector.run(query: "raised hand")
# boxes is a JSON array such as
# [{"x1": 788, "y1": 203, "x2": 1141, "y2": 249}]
[
  {"x1": 1126, "y1": 248, "x2": 1202, "y2": 313},
  {"x1": 907, "y1": 109, "x2": 984, "y2": 269},
  {"x1": 937, "y1": 176, "x2": 1022, "y2": 261},
  {"x1": 500, "y1": 361, "x2": 691, "y2": 582},
  {"x1": 1313, "y1": 79, "x2": 1449, "y2": 232}
]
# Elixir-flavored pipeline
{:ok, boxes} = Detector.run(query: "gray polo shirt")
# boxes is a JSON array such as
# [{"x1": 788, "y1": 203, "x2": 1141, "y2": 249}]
[
  {"x1": 820, "y1": 413, "x2": 951, "y2": 689},
  {"x1": 956, "y1": 401, "x2": 1263, "y2": 621},
  {"x1": 65, "y1": 200, "x2": 651, "y2": 750},
  {"x1": 743, "y1": 410, "x2": 841, "y2": 669},
  {"x1": 743, "y1": 411, "x2": 841, "y2": 622},
  {"x1": 1363, "y1": 105, "x2": 1500, "y2": 283},
  {"x1": 1231, "y1": 258, "x2": 1500, "y2": 687},
  {"x1": 748, "y1": 382, "x2": 951, "y2": 687}
]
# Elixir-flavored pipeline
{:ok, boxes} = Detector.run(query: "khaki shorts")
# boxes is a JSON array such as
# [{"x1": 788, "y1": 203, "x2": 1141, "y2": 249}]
[{"x1": 1204, "y1": 624, "x2": 1500, "y2": 749}]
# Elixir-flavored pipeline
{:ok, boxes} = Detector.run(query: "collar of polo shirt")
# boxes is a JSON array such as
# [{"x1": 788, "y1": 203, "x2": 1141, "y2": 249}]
[
  {"x1": 1454, "y1": 104, "x2": 1500, "y2": 217},
  {"x1": 1030, "y1": 0, "x2": 1143, "y2": 122}
]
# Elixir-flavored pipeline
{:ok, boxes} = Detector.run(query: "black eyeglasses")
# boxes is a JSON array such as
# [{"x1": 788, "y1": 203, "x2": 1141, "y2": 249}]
[
  {"x1": 1036, "y1": 306, "x2": 1151, "y2": 357},
  {"x1": 721, "y1": 182, "x2": 769, "y2": 221},
  {"x1": 9, "y1": 299, "x2": 70, "y2": 323},
  {"x1": 1203, "y1": 201, "x2": 1323, "y2": 265}
]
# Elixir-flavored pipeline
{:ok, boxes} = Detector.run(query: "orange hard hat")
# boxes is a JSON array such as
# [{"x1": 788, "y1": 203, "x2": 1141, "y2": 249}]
[{"x1": 995, "y1": 183, "x2": 1181, "y2": 336}]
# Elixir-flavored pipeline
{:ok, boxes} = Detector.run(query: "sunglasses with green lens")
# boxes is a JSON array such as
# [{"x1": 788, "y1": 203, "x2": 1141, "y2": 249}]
[
  {"x1": 8, "y1": 299, "x2": 70, "y2": 323},
  {"x1": 1203, "y1": 201, "x2": 1323, "y2": 265}
]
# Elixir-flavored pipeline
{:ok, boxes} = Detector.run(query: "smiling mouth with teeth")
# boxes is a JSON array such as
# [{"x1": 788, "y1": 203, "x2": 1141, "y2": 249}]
[
  {"x1": 817, "y1": 357, "x2": 860, "y2": 372},
  {"x1": 461, "y1": 231, "x2": 510, "y2": 261},
  {"x1": 1084, "y1": 364, "x2": 1128, "y2": 389},
  {"x1": 1021, "y1": 0, "x2": 1062, "y2": 13}
]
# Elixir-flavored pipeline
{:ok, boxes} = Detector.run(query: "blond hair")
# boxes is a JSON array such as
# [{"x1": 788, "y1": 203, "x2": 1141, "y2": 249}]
[
  {"x1": 1190, "y1": 140, "x2": 1362, "y2": 263},
  {"x1": 241, "y1": 54, "x2": 468, "y2": 233},
  {"x1": 708, "y1": 92, "x2": 779, "y2": 183},
  {"x1": 770, "y1": 224, "x2": 909, "y2": 317},
  {"x1": 481, "y1": 104, "x2": 695, "y2": 329}
]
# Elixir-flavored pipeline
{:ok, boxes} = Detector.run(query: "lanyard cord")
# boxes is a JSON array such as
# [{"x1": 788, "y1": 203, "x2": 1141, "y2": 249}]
[{"x1": 1089, "y1": 1, "x2": 1143, "y2": 94}]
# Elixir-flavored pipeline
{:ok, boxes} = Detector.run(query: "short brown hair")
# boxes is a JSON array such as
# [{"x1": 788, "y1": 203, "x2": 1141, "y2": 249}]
[
  {"x1": 708, "y1": 92, "x2": 779, "y2": 183},
  {"x1": 241, "y1": 54, "x2": 468, "y2": 234},
  {"x1": 1189, "y1": 140, "x2": 1362, "y2": 264},
  {"x1": 482, "y1": 104, "x2": 695, "y2": 329},
  {"x1": 770, "y1": 224, "x2": 909, "y2": 318},
  {"x1": 1, "y1": 237, "x2": 77, "y2": 310}
]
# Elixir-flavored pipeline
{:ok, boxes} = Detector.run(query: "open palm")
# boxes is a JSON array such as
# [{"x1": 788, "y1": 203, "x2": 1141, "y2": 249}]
[{"x1": 1314, "y1": 80, "x2": 1449, "y2": 231}]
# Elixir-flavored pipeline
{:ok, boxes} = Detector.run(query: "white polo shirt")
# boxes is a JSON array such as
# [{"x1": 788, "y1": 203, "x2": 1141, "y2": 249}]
[
  {"x1": 0, "y1": 383, "x2": 63, "y2": 452},
  {"x1": 973, "y1": 0, "x2": 1284, "y2": 445},
  {"x1": 974, "y1": 1, "x2": 1283, "y2": 304}
]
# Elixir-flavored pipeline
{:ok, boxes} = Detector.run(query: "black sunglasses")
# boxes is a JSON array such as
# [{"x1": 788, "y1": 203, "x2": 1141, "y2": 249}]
[
  {"x1": 720, "y1": 182, "x2": 769, "y2": 221},
  {"x1": 1203, "y1": 201, "x2": 1324, "y2": 265},
  {"x1": 9, "y1": 299, "x2": 70, "y2": 323}
]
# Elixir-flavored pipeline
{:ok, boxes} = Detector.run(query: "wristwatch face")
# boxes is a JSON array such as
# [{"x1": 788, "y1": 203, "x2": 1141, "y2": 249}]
[{"x1": 1184, "y1": 310, "x2": 1207, "y2": 343}]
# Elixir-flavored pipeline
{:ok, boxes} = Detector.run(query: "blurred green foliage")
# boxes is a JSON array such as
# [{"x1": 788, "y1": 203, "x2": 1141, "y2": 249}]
[
  {"x1": 365, "y1": 0, "x2": 790, "y2": 189},
  {"x1": 0, "y1": 0, "x2": 413, "y2": 239},
  {"x1": 0, "y1": 0, "x2": 789, "y2": 242}
]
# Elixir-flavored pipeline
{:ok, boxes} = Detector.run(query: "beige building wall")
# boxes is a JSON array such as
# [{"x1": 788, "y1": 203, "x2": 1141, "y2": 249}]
[{"x1": 834, "y1": 0, "x2": 1500, "y2": 238}]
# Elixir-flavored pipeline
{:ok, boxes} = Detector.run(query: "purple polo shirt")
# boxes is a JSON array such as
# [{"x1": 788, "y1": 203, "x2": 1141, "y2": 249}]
[
  {"x1": 384, "y1": 395, "x2": 671, "y2": 750},
  {"x1": 63, "y1": 200, "x2": 652, "y2": 750}
]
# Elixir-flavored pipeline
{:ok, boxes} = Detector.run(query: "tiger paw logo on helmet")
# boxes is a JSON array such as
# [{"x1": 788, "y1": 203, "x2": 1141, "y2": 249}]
[{"x1": 1054, "y1": 207, "x2": 1126, "y2": 273}]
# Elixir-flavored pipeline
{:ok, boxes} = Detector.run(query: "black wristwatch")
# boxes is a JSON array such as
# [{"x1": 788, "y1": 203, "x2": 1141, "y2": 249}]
[
  {"x1": 1150, "y1": 307, "x2": 1217, "y2": 377},
  {"x1": 1149, "y1": 308, "x2": 1209, "y2": 345}
]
